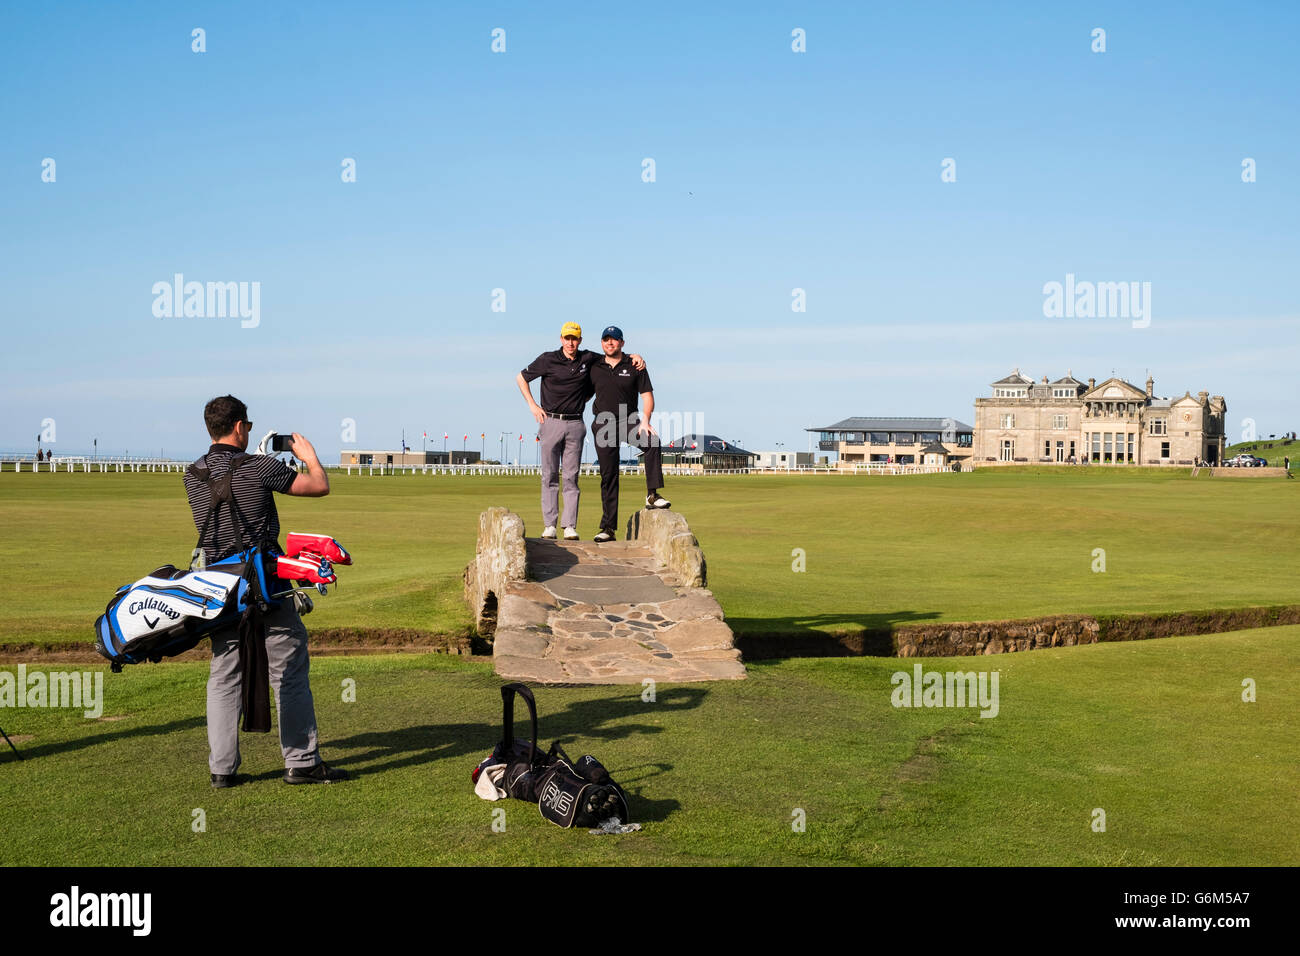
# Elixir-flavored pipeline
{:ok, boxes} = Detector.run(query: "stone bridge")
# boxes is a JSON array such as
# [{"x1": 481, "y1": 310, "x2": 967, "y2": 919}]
[{"x1": 464, "y1": 508, "x2": 745, "y2": 684}]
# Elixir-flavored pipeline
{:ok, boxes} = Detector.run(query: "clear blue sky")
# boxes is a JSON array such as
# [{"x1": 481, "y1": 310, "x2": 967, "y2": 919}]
[{"x1": 2, "y1": 1, "x2": 1296, "y2": 460}]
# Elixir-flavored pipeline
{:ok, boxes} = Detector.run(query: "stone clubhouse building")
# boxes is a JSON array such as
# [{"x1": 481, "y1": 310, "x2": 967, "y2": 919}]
[
  {"x1": 974, "y1": 370, "x2": 1228, "y2": 465},
  {"x1": 812, "y1": 369, "x2": 1228, "y2": 468}
]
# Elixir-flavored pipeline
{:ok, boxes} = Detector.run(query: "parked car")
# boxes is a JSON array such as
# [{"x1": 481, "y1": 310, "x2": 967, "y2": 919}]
[{"x1": 1225, "y1": 454, "x2": 1256, "y2": 467}]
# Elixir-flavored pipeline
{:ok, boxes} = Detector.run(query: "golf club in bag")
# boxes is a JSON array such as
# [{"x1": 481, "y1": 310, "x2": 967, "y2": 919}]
[{"x1": 471, "y1": 682, "x2": 630, "y2": 829}]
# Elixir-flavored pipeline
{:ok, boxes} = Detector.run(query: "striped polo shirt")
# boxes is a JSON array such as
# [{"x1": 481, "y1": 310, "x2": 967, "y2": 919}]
[{"x1": 183, "y1": 443, "x2": 297, "y2": 563}]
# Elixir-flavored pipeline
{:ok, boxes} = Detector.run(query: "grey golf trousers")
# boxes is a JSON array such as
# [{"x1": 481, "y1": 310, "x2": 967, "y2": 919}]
[
  {"x1": 207, "y1": 600, "x2": 321, "y2": 774},
  {"x1": 539, "y1": 415, "x2": 586, "y2": 529}
]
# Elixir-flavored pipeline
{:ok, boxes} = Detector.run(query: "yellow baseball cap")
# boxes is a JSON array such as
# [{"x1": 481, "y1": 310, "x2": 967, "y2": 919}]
[{"x1": 560, "y1": 322, "x2": 582, "y2": 338}]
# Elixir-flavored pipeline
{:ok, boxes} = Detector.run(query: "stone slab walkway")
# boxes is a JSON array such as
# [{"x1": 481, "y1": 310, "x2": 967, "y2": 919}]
[{"x1": 493, "y1": 537, "x2": 746, "y2": 684}]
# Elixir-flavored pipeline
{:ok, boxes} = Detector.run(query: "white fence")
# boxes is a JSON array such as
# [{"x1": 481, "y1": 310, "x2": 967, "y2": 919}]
[
  {"x1": 0, "y1": 457, "x2": 190, "y2": 473},
  {"x1": 0, "y1": 458, "x2": 962, "y2": 478}
]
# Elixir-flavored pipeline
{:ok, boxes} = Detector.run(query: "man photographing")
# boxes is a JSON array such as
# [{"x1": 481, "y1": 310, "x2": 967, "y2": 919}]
[
  {"x1": 182, "y1": 395, "x2": 347, "y2": 788},
  {"x1": 590, "y1": 326, "x2": 670, "y2": 543}
]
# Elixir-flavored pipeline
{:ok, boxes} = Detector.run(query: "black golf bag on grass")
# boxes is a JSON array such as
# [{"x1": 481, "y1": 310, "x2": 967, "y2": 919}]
[{"x1": 471, "y1": 683, "x2": 631, "y2": 829}]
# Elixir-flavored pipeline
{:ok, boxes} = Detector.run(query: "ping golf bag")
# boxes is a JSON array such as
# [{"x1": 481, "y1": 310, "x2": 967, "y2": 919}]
[{"x1": 471, "y1": 683, "x2": 631, "y2": 829}]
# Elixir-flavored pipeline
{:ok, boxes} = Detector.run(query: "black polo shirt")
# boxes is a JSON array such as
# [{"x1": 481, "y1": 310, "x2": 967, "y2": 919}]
[
  {"x1": 183, "y1": 443, "x2": 297, "y2": 562},
  {"x1": 520, "y1": 349, "x2": 600, "y2": 415},
  {"x1": 590, "y1": 353, "x2": 653, "y2": 417}
]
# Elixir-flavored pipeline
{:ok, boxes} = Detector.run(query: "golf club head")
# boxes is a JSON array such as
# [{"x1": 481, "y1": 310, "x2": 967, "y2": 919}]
[
  {"x1": 274, "y1": 553, "x2": 336, "y2": 585},
  {"x1": 285, "y1": 532, "x2": 352, "y2": 565}
]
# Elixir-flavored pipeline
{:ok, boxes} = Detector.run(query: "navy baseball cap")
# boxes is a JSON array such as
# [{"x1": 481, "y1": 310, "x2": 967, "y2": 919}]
[{"x1": 601, "y1": 326, "x2": 624, "y2": 340}]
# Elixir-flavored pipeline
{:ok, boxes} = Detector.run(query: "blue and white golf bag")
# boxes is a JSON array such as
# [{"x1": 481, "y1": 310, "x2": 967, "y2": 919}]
[
  {"x1": 93, "y1": 452, "x2": 282, "y2": 672},
  {"x1": 93, "y1": 550, "x2": 277, "y2": 671}
]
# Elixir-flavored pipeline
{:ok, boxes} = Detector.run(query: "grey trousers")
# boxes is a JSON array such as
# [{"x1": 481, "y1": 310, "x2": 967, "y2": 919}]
[
  {"x1": 539, "y1": 415, "x2": 586, "y2": 528},
  {"x1": 207, "y1": 600, "x2": 321, "y2": 774}
]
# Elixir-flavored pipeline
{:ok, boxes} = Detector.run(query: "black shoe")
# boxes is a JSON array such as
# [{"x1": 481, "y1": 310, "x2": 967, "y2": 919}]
[
  {"x1": 211, "y1": 772, "x2": 247, "y2": 789},
  {"x1": 646, "y1": 492, "x2": 671, "y2": 509},
  {"x1": 284, "y1": 762, "x2": 349, "y2": 785},
  {"x1": 593, "y1": 529, "x2": 616, "y2": 542}
]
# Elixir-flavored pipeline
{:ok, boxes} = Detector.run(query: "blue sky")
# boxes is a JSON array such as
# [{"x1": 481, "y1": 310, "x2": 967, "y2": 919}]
[{"x1": 1, "y1": 1, "x2": 1296, "y2": 460}]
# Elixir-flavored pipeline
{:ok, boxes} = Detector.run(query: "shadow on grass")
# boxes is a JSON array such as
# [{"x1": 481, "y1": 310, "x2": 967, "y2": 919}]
[
  {"x1": 4, "y1": 715, "x2": 205, "y2": 761},
  {"x1": 730, "y1": 609, "x2": 942, "y2": 658},
  {"x1": 325, "y1": 685, "x2": 705, "y2": 773},
  {"x1": 3, "y1": 689, "x2": 694, "y2": 820},
  {"x1": 614, "y1": 762, "x2": 678, "y2": 822}
]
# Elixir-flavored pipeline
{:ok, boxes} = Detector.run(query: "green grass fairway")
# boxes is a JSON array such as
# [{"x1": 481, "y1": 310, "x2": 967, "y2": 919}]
[
  {"x1": 1, "y1": 627, "x2": 1294, "y2": 866},
  {"x1": 1, "y1": 468, "x2": 1296, "y2": 648}
]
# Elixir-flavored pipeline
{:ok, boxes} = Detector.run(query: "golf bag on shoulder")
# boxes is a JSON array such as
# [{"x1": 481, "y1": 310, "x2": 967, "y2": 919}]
[
  {"x1": 92, "y1": 550, "x2": 276, "y2": 671},
  {"x1": 93, "y1": 452, "x2": 282, "y2": 672},
  {"x1": 471, "y1": 683, "x2": 631, "y2": 829}
]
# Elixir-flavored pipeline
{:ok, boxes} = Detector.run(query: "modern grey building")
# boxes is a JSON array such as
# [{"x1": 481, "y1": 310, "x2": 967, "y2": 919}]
[{"x1": 808, "y1": 417, "x2": 975, "y2": 465}]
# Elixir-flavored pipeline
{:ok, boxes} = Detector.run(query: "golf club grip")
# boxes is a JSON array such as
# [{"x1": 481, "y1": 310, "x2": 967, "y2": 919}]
[{"x1": 501, "y1": 682, "x2": 538, "y2": 764}]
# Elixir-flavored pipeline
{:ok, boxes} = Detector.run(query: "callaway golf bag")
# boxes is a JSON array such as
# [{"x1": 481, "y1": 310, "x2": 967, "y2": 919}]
[{"x1": 94, "y1": 452, "x2": 351, "y2": 671}]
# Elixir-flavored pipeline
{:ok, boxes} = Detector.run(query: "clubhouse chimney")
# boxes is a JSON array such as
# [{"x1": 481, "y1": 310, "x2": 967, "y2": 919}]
[
  {"x1": 1146, "y1": 376, "x2": 1154, "y2": 398},
  {"x1": 1088, "y1": 377, "x2": 1095, "y2": 390}
]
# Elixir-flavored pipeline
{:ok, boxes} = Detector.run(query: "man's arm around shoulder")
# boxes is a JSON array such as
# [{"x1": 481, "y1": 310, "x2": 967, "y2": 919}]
[{"x1": 287, "y1": 433, "x2": 330, "y2": 497}]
